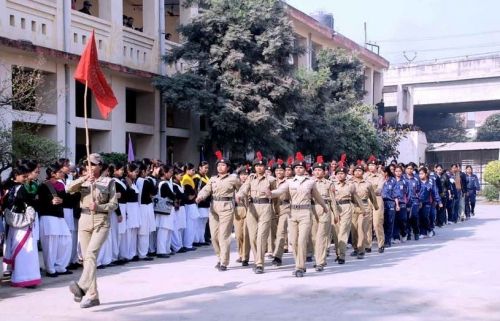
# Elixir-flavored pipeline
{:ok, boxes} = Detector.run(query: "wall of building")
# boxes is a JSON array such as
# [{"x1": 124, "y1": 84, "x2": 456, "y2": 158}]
[{"x1": 396, "y1": 131, "x2": 427, "y2": 164}]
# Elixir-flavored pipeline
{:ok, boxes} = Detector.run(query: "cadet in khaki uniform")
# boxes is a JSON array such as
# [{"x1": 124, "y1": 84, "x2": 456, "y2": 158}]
[
  {"x1": 265, "y1": 160, "x2": 277, "y2": 257},
  {"x1": 311, "y1": 156, "x2": 336, "y2": 271},
  {"x1": 333, "y1": 166, "x2": 363, "y2": 264},
  {"x1": 269, "y1": 153, "x2": 329, "y2": 277},
  {"x1": 350, "y1": 165, "x2": 379, "y2": 259},
  {"x1": 234, "y1": 167, "x2": 251, "y2": 266},
  {"x1": 68, "y1": 153, "x2": 118, "y2": 309},
  {"x1": 271, "y1": 159, "x2": 290, "y2": 266},
  {"x1": 236, "y1": 153, "x2": 276, "y2": 274},
  {"x1": 196, "y1": 151, "x2": 241, "y2": 271},
  {"x1": 365, "y1": 157, "x2": 386, "y2": 253}
]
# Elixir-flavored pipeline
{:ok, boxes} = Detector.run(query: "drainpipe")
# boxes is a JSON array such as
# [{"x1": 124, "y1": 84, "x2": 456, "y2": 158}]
[{"x1": 63, "y1": 0, "x2": 71, "y2": 160}]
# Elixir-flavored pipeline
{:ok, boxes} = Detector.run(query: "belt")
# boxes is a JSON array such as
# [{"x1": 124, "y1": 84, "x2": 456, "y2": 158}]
[
  {"x1": 81, "y1": 209, "x2": 108, "y2": 215},
  {"x1": 250, "y1": 198, "x2": 271, "y2": 204},
  {"x1": 360, "y1": 199, "x2": 369, "y2": 204},
  {"x1": 279, "y1": 200, "x2": 290, "y2": 205},
  {"x1": 312, "y1": 199, "x2": 331, "y2": 205},
  {"x1": 291, "y1": 204, "x2": 311, "y2": 210},
  {"x1": 338, "y1": 200, "x2": 352, "y2": 205},
  {"x1": 213, "y1": 197, "x2": 233, "y2": 202}
]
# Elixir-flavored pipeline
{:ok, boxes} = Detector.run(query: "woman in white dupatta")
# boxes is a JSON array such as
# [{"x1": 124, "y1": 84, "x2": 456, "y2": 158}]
[
  {"x1": 124, "y1": 163, "x2": 141, "y2": 261},
  {"x1": 171, "y1": 168, "x2": 187, "y2": 253},
  {"x1": 181, "y1": 163, "x2": 199, "y2": 251},
  {"x1": 2, "y1": 163, "x2": 41, "y2": 288},
  {"x1": 154, "y1": 165, "x2": 176, "y2": 258}
]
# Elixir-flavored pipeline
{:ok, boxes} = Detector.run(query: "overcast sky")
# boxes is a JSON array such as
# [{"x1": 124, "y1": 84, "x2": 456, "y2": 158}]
[{"x1": 285, "y1": 0, "x2": 500, "y2": 65}]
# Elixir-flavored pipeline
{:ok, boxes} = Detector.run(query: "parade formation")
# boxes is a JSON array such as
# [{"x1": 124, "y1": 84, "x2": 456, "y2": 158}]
[{"x1": 0, "y1": 151, "x2": 481, "y2": 308}]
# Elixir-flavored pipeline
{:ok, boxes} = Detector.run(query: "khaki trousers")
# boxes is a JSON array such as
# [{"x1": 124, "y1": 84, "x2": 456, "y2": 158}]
[
  {"x1": 351, "y1": 208, "x2": 370, "y2": 254},
  {"x1": 246, "y1": 203, "x2": 273, "y2": 268},
  {"x1": 312, "y1": 205, "x2": 332, "y2": 266},
  {"x1": 234, "y1": 206, "x2": 250, "y2": 261},
  {"x1": 367, "y1": 196, "x2": 385, "y2": 248},
  {"x1": 78, "y1": 213, "x2": 110, "y2": 300},
  {"x1": 333, "y1": 203, "x2": 353, "y2": 260},
  {"x1": 209, "y1": 201, "x2": 235, "y2": 266},
  {"x1": 272, "y1": 211, "x2": 289, "y2": 259},
  {"x1": 266, "y1": 214, "x2": 277, "y2": 254},
  {"x1": 288, "y1": 209, "x2": 312, "y2": 271}
]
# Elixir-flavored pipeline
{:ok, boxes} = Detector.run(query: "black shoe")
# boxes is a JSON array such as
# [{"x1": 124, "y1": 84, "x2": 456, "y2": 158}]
[
  {"x1": 315, "y1": 265, "x2": 324, "y2": 272},
  {"x1": 294, "y1": 269, "x2": 304, "y2": 277},
  {"x1": 177, "y1": 248, "x2": 187, "y2": 253},
  {"x1": 357, "y1": 252, "x2": 365, "y2": 259},
  {"x1": 114, "y1": 259, "x2": 127, "y2": 265},
  {"x1": 414, "y1": 234, "x2": 419, "y2": 241},
  {"x1": 202, "y1": 241, "x2": 211, "y2": 246},
  {"x1": 350, "y1": 251, "x2": 358, "y2": 257},
  {"x1": 192, "y1": 242, "x2": 201, "y2": 247},
  {"x1": 147, "y1": 252, "x2": 156, "y2": 257},
  {"x1": 365, "y1": 248, "x2": 372, "y2": 253},
  {"x1": 185, "y1": 247, "x2": 197, "y2": 252},
  {"x1": 254, "y1": 266, "x2": 264, "y2": 274},
  {"x1": 471, "y1": 212, "x2": 475, "y2": 216},
  {"x1": 215, "y1": 262, "x2": 221, "y2": 269},
  {"x1": 236, "y1": 257, "x2": 243, "y2": 263},
  {"x1": 80, "y1": 299, "x2": 100, "y2": 309},
  {"x1": 69, "y1": 281, "x2": 85, "y2": 303},
  {"x1": 378, "y1": 247, "x2": 385, "y2": 253},
  {"x1": 157, "y1": 254, "x2": 170, "y2": 258},
  {"x1": 131, "y1": 256, "x2": 140, "y2": 262},
  {"x1": 242, "y1": 260, "x2": 249, "y2": 267},
  {"x1": 407, "y1": 235, "x2": 412, "y2": 241},
  {"x1": 67, "y1": 263, "x2": 80, "y2": 270},
  {"x1": 218, "y1": 265, "x2": 227, "y2": 271},
  {"x1": 271, "y1": 257, "x2": 282, "y2": 266},
  {"x1": 46, "y1": 272, "x2": 59, "y2": 277},
  {"x1": 306, "y1": 256, "x2": 313, "y2": 263},
  {"x1": 385, "y1": 243, "x2": 392, "y2": 248},
  {"x1": 97, "y1": 265, "x2": 106, "y2": 270},
  {"x1": 140, "y1": 257, "x2": 154, "y2": 261},
  {"x1": 58, "y1": 270, "x2": 73, "y2": 275},
  {"x1": 337, "y1": 258, "x2": 345, "y2": 265},
  {"x1": 284, "y1": 249, "x2": 289, "y2": 253},
  {"x1": 334, "y1": 256, "x2": 339, "y2": 262}
]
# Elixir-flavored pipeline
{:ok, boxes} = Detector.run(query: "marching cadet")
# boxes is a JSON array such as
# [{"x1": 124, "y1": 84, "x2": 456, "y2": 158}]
[
  {"x1": 285, "y1": 156, "x2": 294, "y2": 179},
  {"x1": 465, "y1": 165, "x2": 480, "y2": 218},
  {"x1": 333, "y1": 166, "x2": 363, "y2": 263},
  {"x1": 350, "y1": 165, "x2": 378, "y2": 259},
  {"x1": 196, "y1": 151, "x2": 241, "y2": 271},
  {"x1": 236, "y1": 152, "x2": 276, "y2": 274},
  {"x1": 68, "y1": 153, "x2": 118, "y2": 308},
  {"x1": 365, "y1": 156, "x2": 386, "y2": 253},
  {"x1": 265, "y1": 159, "x2": 277, "y2": 257},
  {"x1": 311, "y1": 156, "x2": 336, "y2": 271},
  {"x1": 381, "y1": 166, "x2": 402, "y2": 249},
  {"x1": 268, "y1": 152, "x2": 330, "y2": 278},
  {"x1": 271, "y1": 159, "x2": 290, "y2": 266},
  {"x1": 234, "y1": 166, "x2": 251, "y2": 267}
]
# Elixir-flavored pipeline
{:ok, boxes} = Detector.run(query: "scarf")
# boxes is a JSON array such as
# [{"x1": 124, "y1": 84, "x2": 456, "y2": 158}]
[{"x1": 181, "y1": 174, "x2": 195, "y2": 189}]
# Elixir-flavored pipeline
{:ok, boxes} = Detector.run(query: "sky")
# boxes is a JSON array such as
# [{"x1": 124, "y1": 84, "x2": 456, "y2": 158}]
[{"x1": 285, "y1": 0, "x2": 500, "y2": 65}]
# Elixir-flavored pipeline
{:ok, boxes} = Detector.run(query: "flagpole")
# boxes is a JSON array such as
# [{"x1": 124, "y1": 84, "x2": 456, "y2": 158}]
[{"x1": 83, "y1": 80, "x2": 94, "y2": 204}]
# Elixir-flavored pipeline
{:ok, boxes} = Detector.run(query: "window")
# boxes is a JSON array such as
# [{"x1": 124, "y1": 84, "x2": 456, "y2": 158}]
[
  {"x1": 126, "y1": 89, "x2": 137, "y2": 123},
  {"x1": 75, "y1": 81, "x2": 92, "y2": 117}
]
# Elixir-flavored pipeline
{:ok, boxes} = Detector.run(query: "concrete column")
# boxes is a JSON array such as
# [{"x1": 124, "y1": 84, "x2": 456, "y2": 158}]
[
  {"x1": 373, "y1": 70, "x2": 383, "y2": 103},
  {"x1": 0, "y1": 59, "x2": 13, "y2": 135},
  {"x1": 364, "y1": 67, "x2": 374, "y2": 105},
  {"x1": 397, "y1": 84, "x2": 414, "y2": 124},
  {"x1": 159, "y1": 99, "x2": 167, "y2": 162},
  {"x1": 143, "y1": 0, "x2": 160, "y2": 36},
  {"x1": 179, "y1": 2, "x2": 198, "y2": 26},
  {"x1": 306, "y1": 33, "x2": 312, "y2": 70},
  {"x1": 66, "y1": 66, "x2": 77, "y2": 163},
  {"x1": 159, "y1": 1, "x2": 167, "y2": 75},
  {"x1": 101, "y1": 0, "x2": 124, "y2": 65},
  {"x1": 55, "y1": 64, "x2": 66, "y2": 147},
  {"x1": 152, "y1": 90, "x2": 161, "y2": 159},
  {"x1": 406, "y1": 86, "x2": 414, "y2": 124},
  {"x1": 110, "y1": 77, "x2": 126, "y2": 153}
]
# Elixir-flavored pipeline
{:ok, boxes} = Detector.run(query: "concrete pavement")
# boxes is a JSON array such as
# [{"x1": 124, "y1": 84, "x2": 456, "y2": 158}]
[{"x1": 1, "y1": 203, "x2": 499, "y2": 321}]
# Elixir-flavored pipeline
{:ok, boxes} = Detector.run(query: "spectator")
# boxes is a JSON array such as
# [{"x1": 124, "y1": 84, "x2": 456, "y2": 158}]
[
  {"x1": 123, "y1": 15, "x2": 129, "y2": 27},
  {"x1": 79, "y1": 1, "x2": 92, "y2": 16}
]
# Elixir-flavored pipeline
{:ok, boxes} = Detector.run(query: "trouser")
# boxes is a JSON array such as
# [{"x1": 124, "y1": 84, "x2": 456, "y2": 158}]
[
  {"x1": 393, "y1": 203, "x2": 407, "y2": 240},
  {"x1": 383, "y1": 200, "x2": 396, "y2": 247},
  {"x1": 312, "y1": 205, "x2": 332, "y2": 266},
  {"x1": 197, "y1": 217, "x2": 209, "y2": 243},
  {"x1": 234, "y1": 206, "x2": 250, "y2": 262},
  {"x1": 408, "y1": 201, "x2": 420, "y2": 237},
  {"x1": 78, "y1": 213, "x2": 109, "y2": 300},
  {"x1": 70, "y1": 224, "x2": 79, "y2": 264},
  {"x1": 183, "y1": 204, "x2": 198, "y2": 248},
  {"x1": 333, "y1": 203, "x2": 353, "y2": 260},
  {"x1": 436, "y1": 197, "x2": 448, "y2": 226},
  {"x1": 465, "y1": 191, "x2": 476, "y2": 217},
  {"x1": 118, "y1": 230, "x2": 128, "y2": 260},
  {"x1": 458, "y1": 193, "x2": 465, "y2": 219},
  {"x1": 40, "y1": 234, "x2": 72, "y2": 274},
  {"x1": 429, "y1": 203, "x2": 436, "y2": 230},
  {"x1": 367, "y1": 196, "x2": 385, "y2": 249},
  {"x1": 246, "y1": 203, "x2": 273, "y2": 268},
  {"x1": 109, "y1": 213, "x2": 121, "y2": 261},
  {"x1": 419, "y1": 203, "x2": 431, "y2": 235},
  {"x1": 351, "y1": 207, "x2": 370, "y2": 254},
  {"x1": 288, "y1": 209, "x2": 312, "y2": 271},
  {"x1": 266, "y1": 214, "x2": 277, "y2": 254},
  {"x1": 137, "y1": 234, "x2": 149, "y2": 259},
  {"x1": 446, "y1": 197, "x2": 454, "y2": 223},
  {"x1": 149, "y1": 231, "x2": 157, "y2": 253},
  {"x1": 452, "y1": 194, "x2": 461, "y2": 223},
  {"x1": 273, "y1": 211, "x2": 289, "y2": 259},
  {"x1": 156, "y1": 228, "x2": 173, "y2": 254},
  {"x1": 209, "y1": 202, "x2": 235, "y2": 267},
  {"x1": 170, "y1": 229, "x2": 184, "y2": 252},
  {"x1": 126, "y1": 228, "x2": 138, "y2": 259}
]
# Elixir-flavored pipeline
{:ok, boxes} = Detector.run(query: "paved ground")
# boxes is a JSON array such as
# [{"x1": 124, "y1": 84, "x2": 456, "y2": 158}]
[{"x1": 1, "y1": 203, "x2": 499, "y2": 321}]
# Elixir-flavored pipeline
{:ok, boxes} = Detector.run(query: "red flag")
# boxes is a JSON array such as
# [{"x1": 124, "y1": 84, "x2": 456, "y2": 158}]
[{"x1": 74, "y1": 30, "x2": 118, "y2": 119}]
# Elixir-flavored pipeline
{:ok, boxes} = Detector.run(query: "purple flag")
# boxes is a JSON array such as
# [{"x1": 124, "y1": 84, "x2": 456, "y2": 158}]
[{"x1": 127, "y1": 134, "x2": 135, "y2": 162}]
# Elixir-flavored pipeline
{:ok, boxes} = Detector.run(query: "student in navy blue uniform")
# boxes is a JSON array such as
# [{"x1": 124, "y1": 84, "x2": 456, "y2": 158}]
[
  {"x1": 404, "y1": 163, "x2": 421, "y2": 240},
  {"x1": 435, "y1": 164, "x2": 452, "y2": 227},
  {"x1": 464, "y1": 165, "x2": 480, "y2": 218},
  {"x1": 393, "y1": 165, "x2": 408, "y2": 243},
  {"x1": 381, "y1": 166, "x2": 401, "y2": 249},
  {"x1": 428, "y1": 167, "x2": 441, "y2": 233},
  {"x1": 451, "y1": 163, "x2": 467, "y2": 222},
  {"x1": 418, "y1": 167, "x2": 443, "y2": 238}
]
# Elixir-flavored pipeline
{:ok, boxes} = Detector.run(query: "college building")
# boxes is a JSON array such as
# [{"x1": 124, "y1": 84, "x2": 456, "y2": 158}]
[{"x1": 0, "y1": 0, "x2": 389, "y2": 164}]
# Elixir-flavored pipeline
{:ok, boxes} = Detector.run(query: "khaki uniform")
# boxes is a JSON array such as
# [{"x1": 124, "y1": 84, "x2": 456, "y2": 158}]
[
  {"x1": 312, "y1": 178, "x2": 335, "y2": 266},
  {"x1": 333, "y1": 180, "x2": 361, "y2": 260},
  {"x1": 272, "y1": 177, "x2": 291, "y2": 260},
  {"x1": 351, "y1": 179, "x2": 378, "y2": 254},
  {"x1": 365, "y1": 172, "x2": 385, "y2": 249},
  {"x1": 234, "y1": 199, "x2": 250, "y2": 262},
  {"x1": 271, "y1": 176, "x2": 328, "y2": 271},
  {"x1": 68, "y1": 175, "x2": 118, "y2": 300},
  {"x1": 237, "y1": 174, "x2": 276, "y2": 268},
  {"x1": 198, "y1": 173, "x2": 241, "y2": 266}
]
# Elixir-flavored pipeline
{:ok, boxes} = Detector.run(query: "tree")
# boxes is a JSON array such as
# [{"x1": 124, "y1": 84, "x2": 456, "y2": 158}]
[
  {"x1": 484, "y1": 160, "x2": 500, "y2": 189},
  {"x1": 419, "y1": 113, "x2": 468, "y2": 143},
  {"x1": 476, "y1": 113, "x2": 500, "y2": 142},
  {"x1": 155, "y1": 0, "x2": 300, "y2": 156}
]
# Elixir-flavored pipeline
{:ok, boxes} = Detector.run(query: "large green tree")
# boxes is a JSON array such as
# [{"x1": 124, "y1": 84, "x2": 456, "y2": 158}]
[
  {"x1": 476, "y1": 113, "x2": 500, "y2": 142},
  {"x1": 155, "y1": 0, "x2": 299, "y2": 156}
]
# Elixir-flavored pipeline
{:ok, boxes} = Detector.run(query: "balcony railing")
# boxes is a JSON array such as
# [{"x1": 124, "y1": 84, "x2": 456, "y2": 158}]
[
  {"x1": 123, "y1": 28, "x2": 156, "y2": 73},
  {"x1": 70, "y1": 10, "x2": 112, "y2": 62}
]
